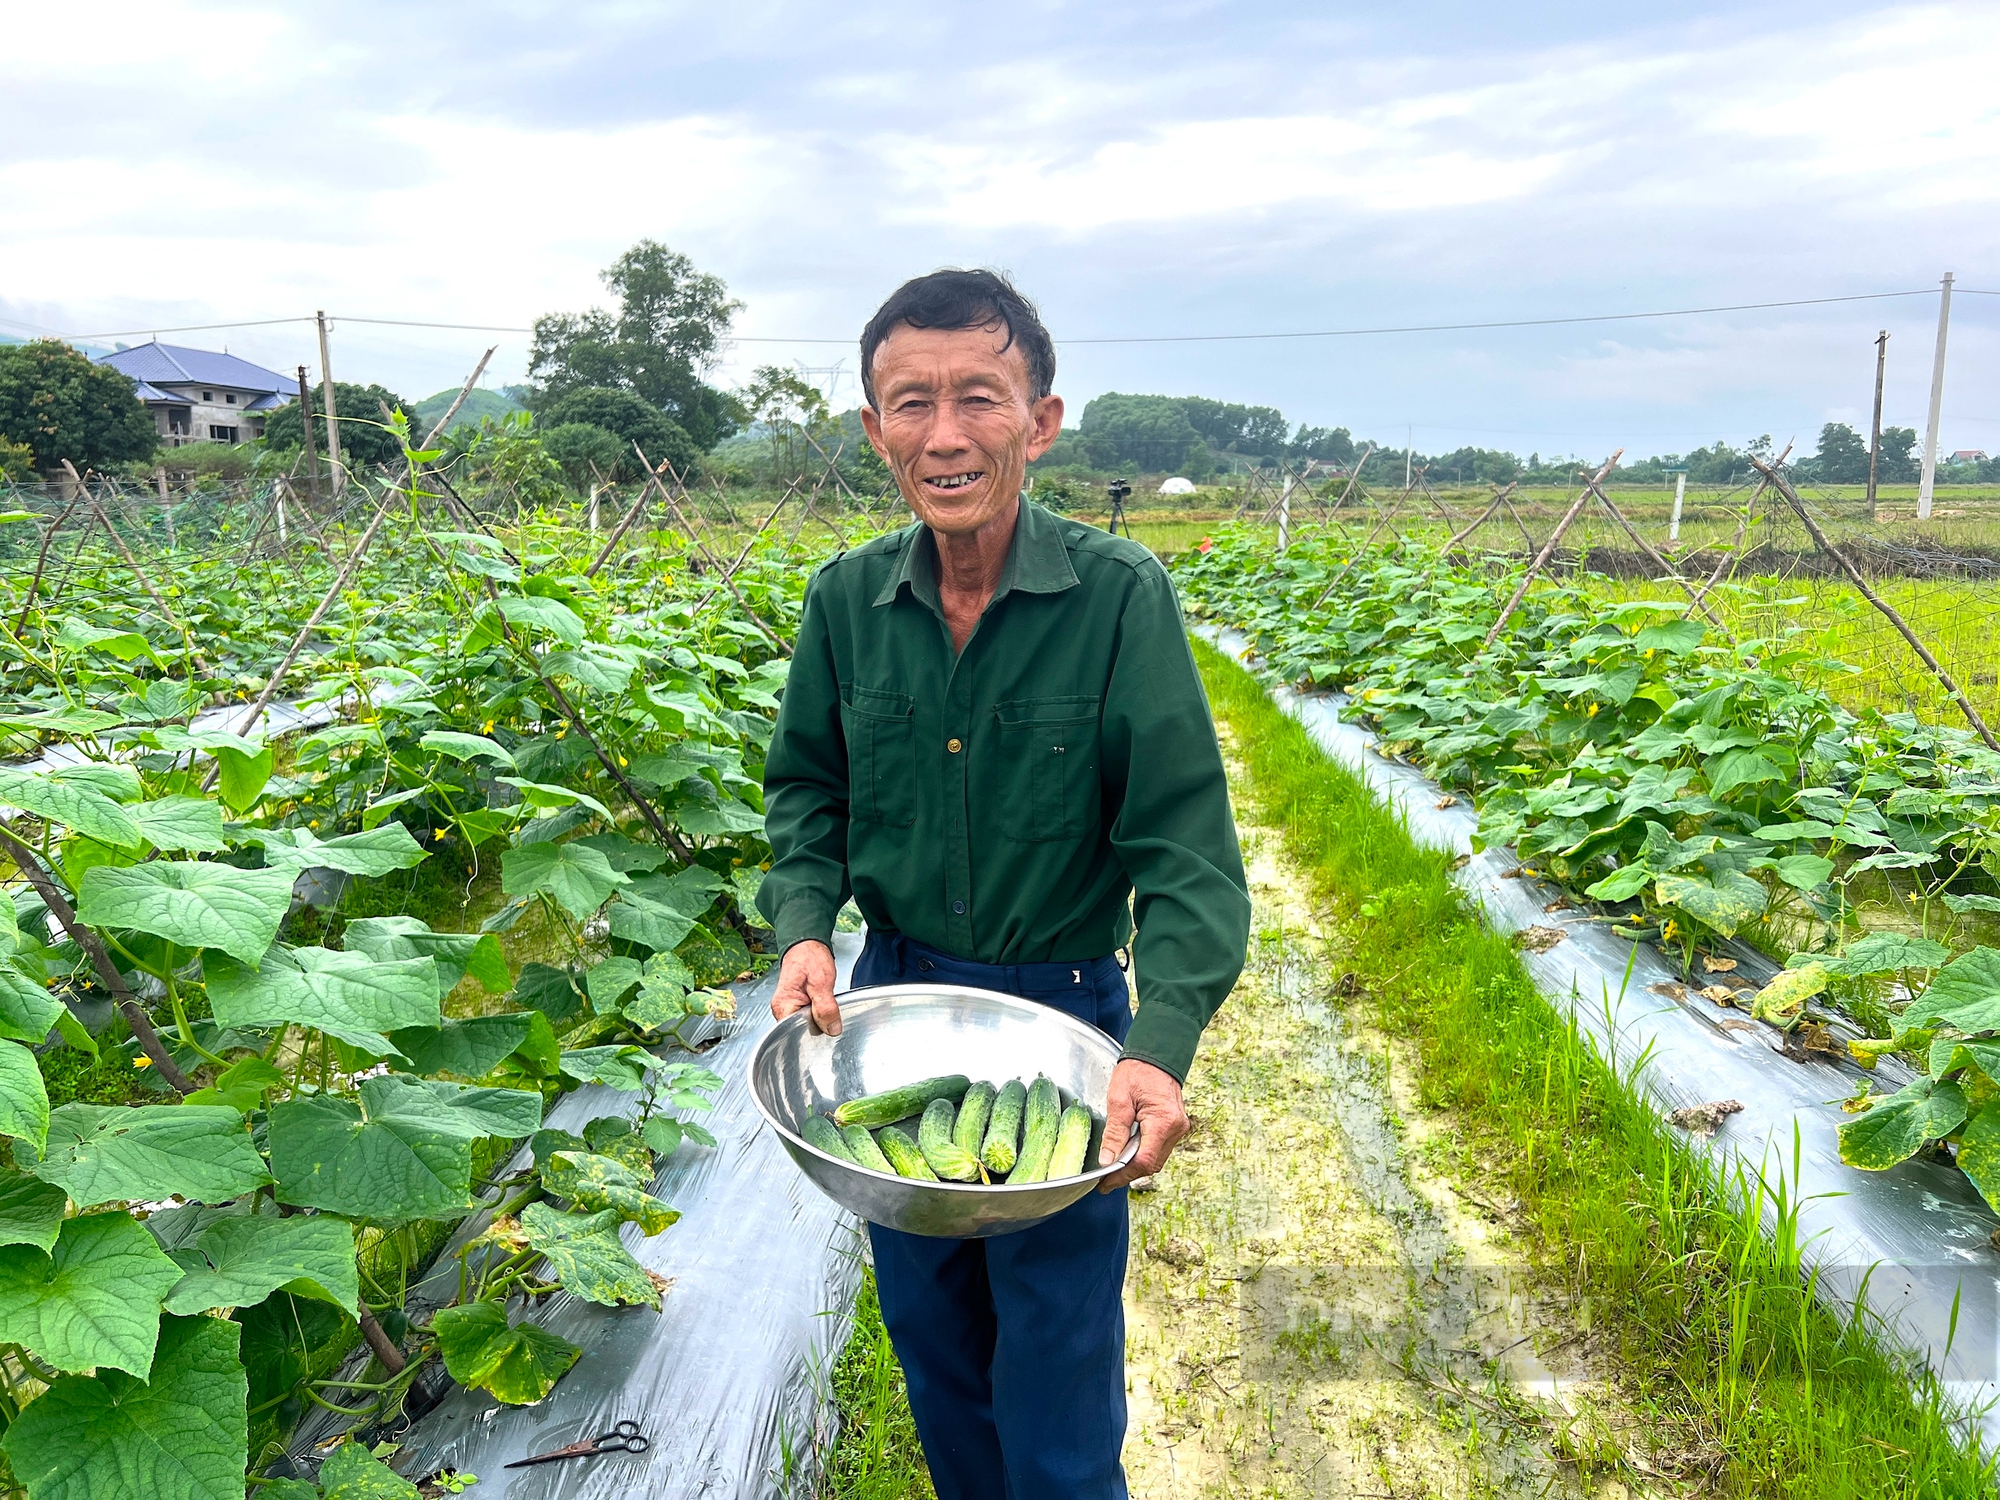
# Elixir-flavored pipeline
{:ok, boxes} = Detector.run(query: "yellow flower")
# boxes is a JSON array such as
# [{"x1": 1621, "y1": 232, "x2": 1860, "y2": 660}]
[
  {"x1": 1587, "y1": 702, "x2": 1599, "y2": 717},
  {"x1": 618, "y1": 756, "x2": 628, "y2": 767},
  {"x1": 309, "y1": 819, "x2": 320, "y2": 829},
  {"x1": 1644, "y1": 648, "x2": 1656, "y2": 659},
  {"x1": 1662, "y1": 919, "x2": 1679, "y2": 939},
  {"x1": 435, "y1": 829, "x2": 448, "y2": 841},
  {"x1": 482, "y1": 720, "x2": 495, "y2": 733},
  {"x1": 134, "y1": 1055, "x2": 151, "y2": 1069}
]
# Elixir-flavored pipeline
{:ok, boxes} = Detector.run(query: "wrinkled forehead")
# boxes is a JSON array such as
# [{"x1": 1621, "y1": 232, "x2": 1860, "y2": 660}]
[{"x1": 868, "y1": 321, "x2": 1032, "y2": 403}]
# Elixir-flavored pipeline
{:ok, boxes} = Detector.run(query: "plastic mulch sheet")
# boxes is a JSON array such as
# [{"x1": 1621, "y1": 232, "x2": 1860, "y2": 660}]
[
  {"x1": 1202, "y1": 626, "x2": 2000, "y2": 1452},
  {"x1": 283, "y1": 931, "x2": 866, "y2": 1497}
]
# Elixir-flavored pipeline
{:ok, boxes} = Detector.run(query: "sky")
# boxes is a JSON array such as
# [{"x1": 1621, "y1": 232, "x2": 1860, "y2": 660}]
[{"x1": 4, "y1": 0, "x2": 1999, "y2": 462}]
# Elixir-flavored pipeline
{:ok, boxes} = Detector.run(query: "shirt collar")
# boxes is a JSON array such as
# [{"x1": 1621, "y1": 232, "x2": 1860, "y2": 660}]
[{"x1": 872, "y1": 496, "x2": 1080, "y2": 610}]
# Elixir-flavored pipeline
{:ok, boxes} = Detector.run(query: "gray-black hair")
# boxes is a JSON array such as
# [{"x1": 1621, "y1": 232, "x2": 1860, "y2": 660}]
[{"x1": 859, "y1": 268, "x2": 1055, "y2": 408}]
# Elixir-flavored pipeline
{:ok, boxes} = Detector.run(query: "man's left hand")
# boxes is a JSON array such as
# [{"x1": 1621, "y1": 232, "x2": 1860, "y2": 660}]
[{"x1": 1096, "y1": 1058, "x2": 1188, "y2": 1192}]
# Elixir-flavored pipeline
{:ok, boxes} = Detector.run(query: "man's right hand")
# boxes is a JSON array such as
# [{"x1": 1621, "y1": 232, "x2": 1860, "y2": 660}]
[{"x1": 771, "y1": 939, "x2": 841, "y2": 1035}]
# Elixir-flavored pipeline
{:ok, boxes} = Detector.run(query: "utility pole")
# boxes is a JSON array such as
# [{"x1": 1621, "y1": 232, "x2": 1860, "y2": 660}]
[
  {"x1": 1918, "y1": 273, "x2": 1953, "y2": 521},
  {"x1": 297, "y1": 365, "x2": 323, "y2": 503},
  {"x1": 1278, "y1": 468, "x2": 1293, "y2": 550},
  {"x1": 1666, "y1": 466, "x2": 1688, "y2": 544},
  {"x1": 315, "y1": 311, "x2": 343, "y2": 491},
  {"x1": 1867, "y1": 330, "x2": 1888, "y2": 516},
  {"x1": 1405, "y1": 425, "x2": 1412, "y2": 489}
]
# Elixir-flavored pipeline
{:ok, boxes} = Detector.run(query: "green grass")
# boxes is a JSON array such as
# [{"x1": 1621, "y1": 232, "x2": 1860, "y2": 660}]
[
  {"x1": 817, "y1": 1271, "x2": 933, "y2": 1500},
  {"x1": 1193, "y1": 636, "x2": 1994, "y2": 1497}
]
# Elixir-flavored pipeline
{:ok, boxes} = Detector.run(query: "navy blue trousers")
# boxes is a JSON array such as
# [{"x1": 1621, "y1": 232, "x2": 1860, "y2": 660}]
[{"x1": 850, "y1": 930, "x2": 1132, "y2": 1500}]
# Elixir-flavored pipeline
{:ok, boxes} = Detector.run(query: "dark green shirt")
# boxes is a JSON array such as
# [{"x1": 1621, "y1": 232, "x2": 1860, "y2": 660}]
[{"x1": 757, "y1": 498, "x2": 1249, "y2": 1081}]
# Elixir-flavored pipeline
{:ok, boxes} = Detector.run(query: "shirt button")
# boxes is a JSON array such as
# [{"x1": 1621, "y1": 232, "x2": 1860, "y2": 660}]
[
  {"x1": 947, "y1": 738, "x2": 962, "y2": 754},
  {"x1": 952, "y1": 899, "x2": 966, "y2": 914}
]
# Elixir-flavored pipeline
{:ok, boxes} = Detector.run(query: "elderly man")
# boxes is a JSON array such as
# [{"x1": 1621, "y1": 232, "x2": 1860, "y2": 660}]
[{"x1": 757, "y1": 268, "x2": 1249, "y2": 1498}]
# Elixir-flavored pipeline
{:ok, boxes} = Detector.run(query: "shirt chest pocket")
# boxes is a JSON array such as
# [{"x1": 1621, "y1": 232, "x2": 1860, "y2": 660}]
[
  {"x1": 841, "y1": 687, "x2": 916, "y2": 828},
  {"x1": 993, "y1": 696, "x2": 1101, "y2": 843}
]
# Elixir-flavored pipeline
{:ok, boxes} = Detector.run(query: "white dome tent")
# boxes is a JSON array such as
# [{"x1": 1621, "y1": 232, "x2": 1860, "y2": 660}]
[{"x1": 1158, "y1": 476, "x2": 1197, "y2": 495}]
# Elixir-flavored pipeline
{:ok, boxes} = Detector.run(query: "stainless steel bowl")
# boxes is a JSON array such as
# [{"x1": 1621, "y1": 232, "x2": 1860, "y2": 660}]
[{"x1": 747, "y1": 982, "x2": 1140, "y2": 1238}]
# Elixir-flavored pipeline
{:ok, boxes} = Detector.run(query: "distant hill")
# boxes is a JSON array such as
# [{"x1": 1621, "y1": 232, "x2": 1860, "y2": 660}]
[{"x1": 414, "y1": 385, "x2": 525, "y2": 433}]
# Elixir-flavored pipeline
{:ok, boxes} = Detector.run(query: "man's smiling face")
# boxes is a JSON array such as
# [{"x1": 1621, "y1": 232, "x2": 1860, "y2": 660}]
[{"x1": 860, "y1": 321, "x2": 1064, "y2": 538}]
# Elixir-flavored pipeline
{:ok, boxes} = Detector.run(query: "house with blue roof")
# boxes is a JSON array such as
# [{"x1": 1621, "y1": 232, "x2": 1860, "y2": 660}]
[{"x1": 93, "y1": 340, "x2": 299, "y2": 447}]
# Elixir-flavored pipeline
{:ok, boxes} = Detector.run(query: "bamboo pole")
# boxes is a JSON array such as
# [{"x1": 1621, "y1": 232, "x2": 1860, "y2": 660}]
[
  {"x1": 1479, "y1": 452, "x2": 1621, "y2": 650},
  {"x1": 1753, "y1": 456, "x2": 1999, "y2": 752}
]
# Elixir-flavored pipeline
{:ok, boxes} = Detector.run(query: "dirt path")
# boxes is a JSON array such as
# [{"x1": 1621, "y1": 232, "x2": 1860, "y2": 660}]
[{"x1": 1120, "y1": 746, "x2": 1648, "y2": 1499}]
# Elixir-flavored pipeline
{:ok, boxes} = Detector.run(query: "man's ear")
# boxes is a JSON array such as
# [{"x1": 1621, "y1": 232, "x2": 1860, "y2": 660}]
[
  {"x1": 1025, "y1": 394, "x2": 1065, "y2": 463},
  {"x1": 859, "y1": 405, "x2": 891, "y2": 462}
]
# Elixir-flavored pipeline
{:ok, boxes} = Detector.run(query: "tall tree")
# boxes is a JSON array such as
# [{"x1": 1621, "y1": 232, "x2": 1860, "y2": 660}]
[
  {"x1": 1811, "y1": 422, "x2": 1870, "y2": 483},
  {"x1": 539, "y1": 386, "x2": 700, "y2": 479},
  {"x1": 1079, "y1": 394, "x2": 1206, "y2": 473},
  {"x1": 261, "y1": 381, "x2": 416, "y2": 469},
  {"x1": 528, "y1": 241, "x2": 744, "y2": 451},
  {"x1": 0, "y1": 340, "x2": 156, "y2": 471}
]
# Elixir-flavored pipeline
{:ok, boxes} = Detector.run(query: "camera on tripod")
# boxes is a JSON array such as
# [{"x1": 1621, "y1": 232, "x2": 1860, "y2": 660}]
[{"x1": 1105, "y1": 478, "x2": 1132, "y2": 536}]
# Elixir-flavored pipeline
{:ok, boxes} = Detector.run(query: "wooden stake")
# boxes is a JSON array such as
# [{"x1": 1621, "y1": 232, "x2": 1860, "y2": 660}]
[
  {"x1": 0, "y1": 824, "x2": 194, "y2": 1093},
  {"x1": 1443, "y1": 482, "x2": 1517, "y2": 556},
  {"x1": 1754, "y1": 456, "x2": 1999, "y2": 752},
  {"x1": 1480, "y1": 453, "x2": 1621, "y2": 650},
  {"x1": 297, "y1": 365, "x2": 323, "y2": 504},
  {"x1": 420, "y1": 345, "x2": 497, "y2": 449}
]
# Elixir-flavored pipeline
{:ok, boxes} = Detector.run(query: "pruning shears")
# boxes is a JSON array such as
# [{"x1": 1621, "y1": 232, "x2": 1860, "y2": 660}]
[{"x1": 504, "y1": 1420, "x2": 650, "y2": 1468}]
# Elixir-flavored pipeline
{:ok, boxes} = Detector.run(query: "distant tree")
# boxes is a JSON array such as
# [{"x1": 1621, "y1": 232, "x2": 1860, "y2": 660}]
[
  {"x1": 0, "y1": 340, "x2": 155, "y2": 471},
  {"x1": 528, "y1": 240, "x2": 744, "y2": 450},
  {"x1": 1811, "y1": 422, "x2": 1870, "y2": 483},
  {"x1": 1878, "y1": 425, "x2": 1919, "y2": 483},
  {"x1": 1027, "y1": 429, "x2": 1088, "y2": 471},
  {"x1": 741, "y1": 365, "x2": 834, "y2": 483},
  {"x1": 540, "y1": 386, "x2": 701, "y2": 479},
  {"x1": 1176, "y1": 397, "x2": 1290, "y2": 458},
  {"x1": 0, "y1": 435, "x2": 38, "y2": 483},
  {"x1": 1288, "y1": 424, "x2": 1356, "y2": 466},
  {"x1": 541, "y1": 422, "x2": 627, "y2": 487},
  {"x1": 1079, "y1": 393, "x2": 1205, "y2": 472},
  {"x1": 261, "y1": 380, "x2": 417, "y2": 470}
]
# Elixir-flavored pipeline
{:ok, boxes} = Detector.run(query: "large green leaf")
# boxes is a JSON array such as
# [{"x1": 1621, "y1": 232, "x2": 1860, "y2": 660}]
[
  {"x1": 418, "y1": 730, "x2": 516, "y2": 768},
  {"x1": 213, "y1": 742, "x2": 275, "y2": 814},
  {"x1": 162, "y1": 1214, "x2": 358, "y2": 1317},
  {"x1": 1838, "y1": 1077, "x2": 1968, "y2": 1170},
  {"x1": 1633, "y1": 620, "x2": 1706, "y2": 655},
  {"x1": 1750, "y1": 962, "x2": 1830, "y2": 1026},
  {"x1": 315, "y1": 1439, "x2": 419, "y2": 1499},
  {"x1": 54, "y1": 619, "x2": 157, "y2": 662},
  {"x1": 77, "y1": 862, "x2": 293, "y2": 965},
  {"x1": 343, "y1": 916, "x2": 510, "y2": 993},
  {"x1": 496, "y1": 594, "x2": 586, "y2": 646},
  {"x1": 0, "y1": 768, "x2": 144, "y2": 848},
  {"x1": 1900, "y1": 948, "x2": 2000, "y2": 1035},
  {"x1": 1705, "y1": 748, "x2": 1786, "y2": 800},
  {"x1": 1653, "y1": 869, "x2": 1768, "y2": 937},
  {"x1": 0, "y1": 1167, "x2": 67, "y2": 1251},
  {"x1": 206, "y1": 947, "x2": 441, "y2": 1056},
  {"x1": 557, "y1": 1044, "x2": 658, "y2": 1091},
  {"x1": 127, "y1": 797, "x2": 228, "y2": 854},
  {"x1": 0, "y1": 705, "x2": 123, "y2": 735},
  {"x1": 511, "y1": 962, "x2": 585, "y2": 1026},
  {"x1": 0, "y1": 966, "x2": 63, "y2": 1044},
  {"x1": 520, "y1": 1202, "x2": 661, "y2": 1308},
  {"x1": 431, "y1": 1299, "x2": 581, "y2": 1405},
  {"x1": 0, "y1": 1212, "x2": 184, "y2": 1376},
  {"x1": 19, "y1": 1104, "x2": 268, "y2": 1207},
  {"x1": 0, "y1": 1313, "x2": 247, "y2": 1500},
  {"x1": 501, "y1": 840, "x2": 627, "y2": 919},
  {"x1": 268, "y1": 1075, "x2": 541, "y2": 1221},
  {"x1": 496, "y1": 776, "x2": 616, "y2": 821},
  {"x1": 251, "y1": 824, "x2": 428, "y2": 877},
  {"x1": 1954, "y1": 1101, "x2": 2000, "y2": 1212},
  {"x1": 0, "y1": 1040, "x2": 50, "y2": 1151},
  {"x1": 606, "y1": 867, "x2": 724, "y2": 953},
  {"x1": 386, "y1": 1015, "x2": 534, "y2": 1078},
  {"x1": 1821, "y1": 933, "x2": 1951, "y2": 977},
  {"x1": 543, "y1": 1150, "x2": 679, "y2": 1234},
  {"x1": 586, "y1": 955, "x2": 644, "y2": 1009}
]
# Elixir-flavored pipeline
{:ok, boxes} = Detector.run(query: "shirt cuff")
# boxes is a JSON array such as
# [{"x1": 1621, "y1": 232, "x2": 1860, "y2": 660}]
[
  {"x1": 1119, "y1": 1002, "x2": 1204, "y2": 1083},
  {"x1": 770, "y1": 895, "x2": 837, "y2": 957}
]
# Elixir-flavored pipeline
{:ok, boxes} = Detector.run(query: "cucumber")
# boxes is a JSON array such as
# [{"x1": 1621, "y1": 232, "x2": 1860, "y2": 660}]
[
  {"x1": 1009, "y1": 1076, "x2": 1062, "y2": 1184},
  {"x1": 803, "y1": 1113, "x2": 855, "y2": 1162},
  {"x1": 841, "y1": 1123, "x2": 895, "y2": 1174},
  {"x1": 876, "y1": 1125, "x2": 938, "y2": 1181},
  {"x1": 833, "y1": 1075, "x2": 971, "y2": 1129},
  {"x1": 918, "y1": 1097, "x2": 982, "y2": 1181},
  {"x1": 981, "y1": 1080, "x2": 1027, "y2": 1176},
  {"x1": 1046, "y1": 1103, "x2": 1095, "y2": 1180},
  {"x1": 954, "y1": 1082, "x2": 997, "y2": 1157}
]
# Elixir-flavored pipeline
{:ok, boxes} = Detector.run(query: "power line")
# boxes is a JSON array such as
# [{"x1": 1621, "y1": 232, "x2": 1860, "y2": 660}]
[{"x1": 16, "y1": 284, "x2": 1983, "y2": 349}]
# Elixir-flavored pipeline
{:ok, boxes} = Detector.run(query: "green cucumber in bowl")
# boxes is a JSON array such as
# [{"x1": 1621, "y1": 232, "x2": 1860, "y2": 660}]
[
  {"x1": 981, "y1": 1080, "x2": 1027, "y2": 1176},
  {"x1": 918, "y1": 1096, "x2": 983, "y2": 1181},
  {"x1": 803, "y1": 1113, "x2": 855, "y2": 1162},
  {"x1": 833, "y1": 1074, "x2": 971, "y2": 1129},
  {"x1": 877, "y1": 1125, "x2": 939, "y2": 1181},
  {"x1": 1046, "y1": 1102, "x2": 1096, "y2": 1180},
  {"x1": 842, "y1": 1123, "x2": 895, "y2": 1174}
]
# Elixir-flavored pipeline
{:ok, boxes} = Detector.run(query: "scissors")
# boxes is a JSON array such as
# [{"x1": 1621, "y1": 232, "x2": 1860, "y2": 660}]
[{"x1": 504, "y1": 1420, "x2": 650, "y2": 1468}]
